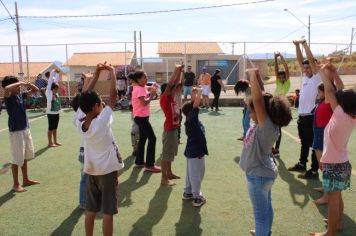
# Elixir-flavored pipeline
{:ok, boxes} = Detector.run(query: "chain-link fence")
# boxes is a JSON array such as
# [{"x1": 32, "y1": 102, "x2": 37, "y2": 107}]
[{"x1": 1, "y1": 41, "x2": 355, "y2": 101}]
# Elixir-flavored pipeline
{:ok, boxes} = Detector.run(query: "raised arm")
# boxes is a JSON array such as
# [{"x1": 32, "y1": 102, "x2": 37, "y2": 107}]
[
  {"x1": 293, "y1": 41, "x2": 304, "y2": 70},
  {"x1": 25, "y1": 82, "x2": 39, "y2": 97},
  {"x1": 83, "y1": 64, "x2": 105, "y2": 92},
  {"x1": 274, "y1": 52, "x2": 280, "y2": 78},
  {"x1": 247, "y1": 69, "x2": 268, "y2": 126},
  {"x1": 164, "y1": 64, "x2": 184, "y2": 96},
  {"x1": 319, "y1": 64, "x2": 340, "y2": 111},
  {"x1": 47, "y1": 69, "x2": 60, "y2": 93},
  {"x1": 107, "y1": 66, "x2": 117, "y2": 109},
  {"x1": 4, "y1": 81, "x2": 25, "y2": 97},
  {"x1": 279, "y1": 54, "x2": 290, "y2": 79},
  {"x1": 192, "y1": 87, "x2": 203, "y2": 108},
  {"x1": 301, "y1": 40, "x2": 318, "y2": 75}
]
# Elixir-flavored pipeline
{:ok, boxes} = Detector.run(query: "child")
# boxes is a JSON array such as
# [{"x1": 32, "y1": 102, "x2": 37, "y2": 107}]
[
  {"x1": 234, "y1": 79, "x2": 251, "y2": 141},
  {"x1": 2, "y1": 76, "x2": 40, "y2": 192},
  {"x1": 310, "y1": 63, "x2": 356, "y2": 236},
  {"x1": 272, "y1": 52, "x2": 291, "y2": 157},
  {"x1": 46, "y1": 81, "x2": 61, "y2": 147},
  {"x1": 78, "y1": 63, "x2": 124, "y2": 236},
  {"x1": 130, "y1": 70, "x2": 160, "y2": 172},
  {"x1": 239, "y1": 69, "x2": 292, "y2": 236},
  {"x1": 181, "y1": 87, "x2": 208, "y2": 207},
  {"x1": 159, "y1": 65, "x2": 184, "y2": 186},
  {"x1": 310, "y1": 83, "x2": 334, "y2": 204},
  {"x1": 71, "y1": 94, "x2": 87, "y2": 210}
]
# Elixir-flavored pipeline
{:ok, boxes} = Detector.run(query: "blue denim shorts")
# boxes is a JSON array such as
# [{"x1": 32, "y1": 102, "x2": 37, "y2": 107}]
[{"x1": 312, "y1": 127, "x2": 324, "y2": 151}]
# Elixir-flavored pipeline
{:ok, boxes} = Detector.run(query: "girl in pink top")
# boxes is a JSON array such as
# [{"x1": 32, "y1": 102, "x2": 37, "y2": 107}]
[
  {"x1": 130, "y1": 71, "x2": 161, "y2": 173},
  {"x1": 311, "y1": 63, "x2": 356, "y2": 236}
]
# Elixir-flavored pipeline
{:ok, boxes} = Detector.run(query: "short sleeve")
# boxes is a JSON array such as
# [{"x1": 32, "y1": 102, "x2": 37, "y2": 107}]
[
  {"x1": 97, "y1": 106, "x2": 113, "y2": 126},
  {"x1": 136, "y1": 86, "x2": 147, "y2": 98}
]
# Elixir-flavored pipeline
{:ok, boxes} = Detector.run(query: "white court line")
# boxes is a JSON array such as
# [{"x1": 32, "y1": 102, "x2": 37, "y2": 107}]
[
  {"x1": 282, "y1": 128, "x2": 356, "y2": 176},
  {"x1": 0, "y1": 115, "x2": 46, "y2": 133}
]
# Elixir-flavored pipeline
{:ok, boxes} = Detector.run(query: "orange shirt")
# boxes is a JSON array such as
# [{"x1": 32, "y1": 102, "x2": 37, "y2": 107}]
[{"x1": 199, "y1": 73, "x2": 211, "y2": 86}]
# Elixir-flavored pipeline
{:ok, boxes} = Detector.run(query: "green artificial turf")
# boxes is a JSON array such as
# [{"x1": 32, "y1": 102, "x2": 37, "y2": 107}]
[{"x1": 0, "y1": 105, "x2": 355, "y2": 236}]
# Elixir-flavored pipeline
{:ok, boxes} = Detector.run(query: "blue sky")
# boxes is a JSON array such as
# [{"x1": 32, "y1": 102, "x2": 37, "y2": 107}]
[{"x1": 0, "y1": 0, "x2": 355, "y2": 62}]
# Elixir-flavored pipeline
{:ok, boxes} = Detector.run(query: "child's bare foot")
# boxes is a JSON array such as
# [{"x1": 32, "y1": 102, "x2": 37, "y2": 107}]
[
  {"x1": 168, "y1": 174, "x2": 181, "y2": 179},
  {"x1": 314, "y1": 194, "x2": 328, "y2": 205},
  {"x1": 48, "y1": 143, "x2": 56, "y2": 147},
  {"x1": 13, "y1": 184, "x2": 26, "y2": 192},
  {"x1": 54, "y1": 142, "x2": 62, "y2": 146},
  {"x1": 161, "y1": 179, "x2": 176, "y2": 186},
  {"x1": 23, "y1": 179, "x2": 40, "y2": 187},
  {"x1": 249, "y1": 229, "x2": 255, "y2": 236},
  {"x1": 310, "y1": 232, "x2": 327, "y2": 236}
]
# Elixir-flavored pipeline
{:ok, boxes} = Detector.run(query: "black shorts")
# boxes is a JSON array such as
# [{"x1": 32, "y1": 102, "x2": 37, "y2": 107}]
[
  {"x1": 86, "y1": 171, "x2": 118, "y2": 214},
  {"x1": 47, "y1": 114, "x2": 59, "y2": 131}
]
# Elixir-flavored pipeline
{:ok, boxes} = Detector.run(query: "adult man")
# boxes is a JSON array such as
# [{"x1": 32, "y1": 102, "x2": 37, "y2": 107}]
[
  {"x1": 116, "y1": 71, "x2": 128, "y2": 99},
  {"x1": 288, "y1": 40, "x2": 321, "y2": 179},
  {"x1": 34, "y1": 73, "x2": 48, "y2": 97},
  {"x1": 182, "y1": 65, "x2": 196, "y2": 99}
]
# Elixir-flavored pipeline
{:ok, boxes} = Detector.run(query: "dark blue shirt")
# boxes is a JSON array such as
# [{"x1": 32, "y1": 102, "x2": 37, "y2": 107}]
[
  {"x1": 184, "y1": 108, "x2": 208, "y2": 158},
  {"x1": 5, "y1": 93, "x2": 29, "y2": 132}
]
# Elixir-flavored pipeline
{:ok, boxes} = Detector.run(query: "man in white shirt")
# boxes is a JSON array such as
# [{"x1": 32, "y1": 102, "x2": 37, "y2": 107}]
[{"x1": 288, "y1": 40, "x2": 321, "y2": 179}]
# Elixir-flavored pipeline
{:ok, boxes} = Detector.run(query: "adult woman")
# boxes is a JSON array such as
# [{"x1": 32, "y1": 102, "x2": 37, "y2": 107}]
[
  {"x1": 210, "y1": 69, "x2": 226, "y2": 111},
  {"x1": 130, "y1": 71, "x2": 161, "y2": 172}
]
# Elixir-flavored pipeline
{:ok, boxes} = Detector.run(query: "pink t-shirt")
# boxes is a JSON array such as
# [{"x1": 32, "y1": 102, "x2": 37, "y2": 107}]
[
  {"x1": 321, "y1": 105, "x2": 356, "y2": 164},
  {"x1": 132, "y1": 85, "x2": 150, "y2": 117}
]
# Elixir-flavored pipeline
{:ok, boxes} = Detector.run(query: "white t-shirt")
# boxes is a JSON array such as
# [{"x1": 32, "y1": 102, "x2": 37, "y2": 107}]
[
  {"x1": 73, "y1": 108, "x2": 85, "y2": 148},
  {"x1": 79, "y1": 106, "x2": 124, "y2": 175},
  {"x1": 298, "y1": 73, "x2": 321, "y2": 115}
]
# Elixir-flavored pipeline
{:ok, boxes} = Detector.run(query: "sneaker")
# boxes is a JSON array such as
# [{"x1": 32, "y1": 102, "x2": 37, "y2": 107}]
[
  {"x1": 182, "y1": 192, "x2": 193, "y2": 200},
  {"x1": 298, "y1": 169, "x2": 319, "y2": 179},
  {"x1": 287, "y1": 163, "x2": 306, "y2": 172},
  {"x1": 192, "y1": 196, "x2": 206, "y2": 207},
  {"x1": 144, "y1": 166, "x2": 161, "y2": 173}
]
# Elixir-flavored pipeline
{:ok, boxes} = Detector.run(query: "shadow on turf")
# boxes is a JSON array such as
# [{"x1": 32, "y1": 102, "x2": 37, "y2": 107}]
[
  {"x1": 129, "y1": 186, "x2": 172, "y2": 236},
  {"x1": 208, "y1": 110, "x2": 225, "y2": 116},
  {"x1": 34, "y1": 146, "x2": 50, "y2": 158},
  {"x1": 277, "y1": 158, "x2": 321, "y2": 209},
  {"x1": 0, "y1": 162, "x2": 11, "y2": 175},
  {"x1": 118, "y1": 155, "x2": 153, "y2": 208},
  {"x1": 50, "y1": 207, "x2": 84, "y2": 236},
  {"x1": 175, "y1": 201, "x2": 202, "y2": 235},
  {"x1": 0, "y1": 190, "x2": 16, "y2": 207}
]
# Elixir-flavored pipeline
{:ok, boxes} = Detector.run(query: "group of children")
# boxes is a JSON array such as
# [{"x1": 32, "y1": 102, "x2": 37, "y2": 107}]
[{"x1": 1, "y1": 38, "x2": 356, "y2": 236}]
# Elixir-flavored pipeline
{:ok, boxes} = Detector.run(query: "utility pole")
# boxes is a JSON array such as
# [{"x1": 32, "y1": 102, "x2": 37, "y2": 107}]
[
  {"x1": 139, "y1": 31, "x2": 143, "y2": 69},
  {"x1": 134, "y1": 31, "x2": 137, "y2": 59},
  {"x1": 15, "y1": 2, "x2": 24, "y2": 79},
  {"x1": 350, "y1": 27, "x2": 355, "y2": 56},
  {"x1": 231, "y1": 42, "x2": 235, "y2": 55},
  {"x1": 308, "y1": 15, "x2": 311, "y2": 48}
]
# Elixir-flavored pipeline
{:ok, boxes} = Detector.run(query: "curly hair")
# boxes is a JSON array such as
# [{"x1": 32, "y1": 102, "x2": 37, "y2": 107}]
[
  {"x1": 248, "y1": 93, "x2": 292, "y2": 127},
  {"x1": 1, "y1": 75, "x2": 19, "y2": 88},
  {"x1": 336, "y1": 89, "x2": 356, "y2": 118},
  {"x1": 234, "y1": 80, "x2": 249, "y2": 95},
  {"x1": 128, "y1": 70, "x2": 145, "y2": 83}
]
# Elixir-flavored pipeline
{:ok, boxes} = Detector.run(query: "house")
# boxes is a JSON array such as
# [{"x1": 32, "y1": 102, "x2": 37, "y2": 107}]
[
  {"x1": 0, "y1": 62, "x2": 65, "y2": 98},
  {"x1": 0, "y1": 62, "x2": 64, "y2": 81},
  {"x1": 154, "y1": 42, "x2": 241, "y2": 85},
  {"x1": 66, "y1": 51, "x2": 136, "y2": 81}
]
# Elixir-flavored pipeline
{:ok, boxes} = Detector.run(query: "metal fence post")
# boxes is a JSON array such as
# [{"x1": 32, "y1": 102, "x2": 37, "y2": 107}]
[
  {"x1": 25, "y1": 45, "x2": 29, "y2": 81},
  {"x1": 65, "y1": 44, "x2": 70, "y2": 100}
]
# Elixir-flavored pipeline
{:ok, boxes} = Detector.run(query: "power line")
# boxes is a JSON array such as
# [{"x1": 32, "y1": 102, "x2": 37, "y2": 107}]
[
  {"x1": 0, "y1": 0, "x2": 15, "y2": 24},
  {"x1": 247, "y1": 26, "x2": 305, "y2": 52},
  {"x1": 312, "y1": 13, "x2": 356, "y2": 25},
  {"x1": 25, "y1": 18, "x2": 134, "y2": 33},
  {"x1": 19, "y1": 0, "x2": 275, "y2": 19}
]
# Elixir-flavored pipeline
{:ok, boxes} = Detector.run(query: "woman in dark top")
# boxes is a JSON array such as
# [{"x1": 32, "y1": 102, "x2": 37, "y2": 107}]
[{"x1": 210, "y1": 69, "x2": 226, "y2": 111}]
